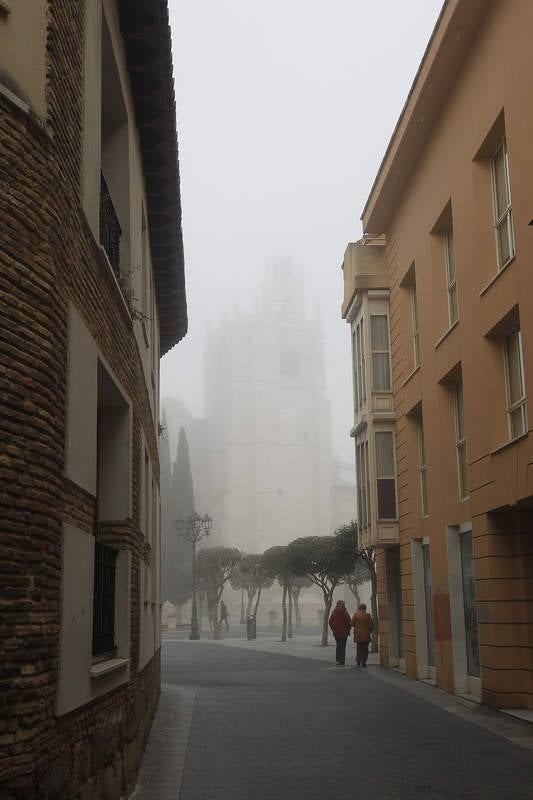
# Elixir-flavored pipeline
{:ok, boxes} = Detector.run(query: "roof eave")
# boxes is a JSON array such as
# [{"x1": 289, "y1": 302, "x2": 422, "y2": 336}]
[
  {"x1": 361, "y1": 0, "x2": 492, "y2": 234},
  {"x1": 118, "y1": 0, "x2": 188, "y2": 356}
]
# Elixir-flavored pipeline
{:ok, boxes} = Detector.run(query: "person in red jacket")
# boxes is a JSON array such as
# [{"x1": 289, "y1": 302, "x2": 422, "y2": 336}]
[{"x1": 328, "y1": 600, "x2": 352, "y2": 667}]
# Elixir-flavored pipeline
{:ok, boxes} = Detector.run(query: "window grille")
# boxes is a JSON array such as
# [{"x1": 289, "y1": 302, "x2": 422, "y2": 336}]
[
  {"x1": 99, "y1": 172, "x2": 121, "y2": 279},
  {"x1": 92, "y1": 543, "x2": 117, "y2": 656}
]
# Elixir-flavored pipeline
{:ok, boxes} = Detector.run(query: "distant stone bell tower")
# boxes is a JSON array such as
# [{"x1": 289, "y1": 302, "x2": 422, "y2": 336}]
[{"x1": 204, "y1": 263, "x2": 331, "y2": 552}]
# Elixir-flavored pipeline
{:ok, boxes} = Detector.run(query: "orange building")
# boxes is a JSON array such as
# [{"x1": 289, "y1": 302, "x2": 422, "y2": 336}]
[{"x1": 342, "y1": 0, "x2": 533, "y2": 710}]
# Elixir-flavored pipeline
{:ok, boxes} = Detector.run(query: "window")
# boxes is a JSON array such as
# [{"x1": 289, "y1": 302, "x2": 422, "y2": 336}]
[
  {"x1": 454, "y1": 381, "x2": 469, "y2": 500},
  {"x1": 375, "y1": 430, "x2": 397, "y2": 519},
  {"x1": 445, "y1": 226, "x2": 458, "y2": 326},
  {"x1": 98, "y1": 16, "x2": 130, "y2": 284},
  {"x1": 352, "y1": 331, "x2": 358, "y2": 409},
  {"x1": 355, "y1": 435, "x2": 371, "y2": 528},
  {"x1": 353, "y1": 317, "x2": 367, "y2": 410},
  {"x1": 92, "y1": 543, "x2": 117, "y2": 656},
  {"x1": 411, "y1": 287, "x2": 420, "y2": 368},
  {"x1": 370, "y1": 315, "x2": 391, "y2": 391},
  {"x1": 491, "y1": 140, "x2": 515, "y2": 270},
  {"x1": 504, "y1": 329, "x2": 527, "y2": 439},
  {"x1": 417, "y1": 417, "x2": 428, "y2": 517},
  {"x1": 100, "y1": 173, "x2": 121, "y2": 279}
]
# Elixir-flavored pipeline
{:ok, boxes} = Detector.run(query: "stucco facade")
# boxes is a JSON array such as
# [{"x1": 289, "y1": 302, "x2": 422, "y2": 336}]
[
  {"x1": 0, "y1": 1, "x2": 186, "y2": 797},
  {"x1": 343, "y1": 0, "x2": 533, "y2": 709}
]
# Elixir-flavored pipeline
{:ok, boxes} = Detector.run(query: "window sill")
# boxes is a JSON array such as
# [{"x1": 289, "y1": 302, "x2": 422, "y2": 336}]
[
  {"x1": 434, "y1": 319, "x2": 459, "y2": 350},
  {"x1": 400, "y1": 365, "x2": 420, "y2": 390},
  {"x1": 479, "y1": 256, "x2": 515, "y2": 297},
  {"x1": 90, "y1": 657, "x2": 129, "y2": 679},
  {"x1": 489, "y1": 432, "x2": 528, "y2": 456},
  {"x1": 0, "y1": 80, "x2": 29, "y2": 115}
]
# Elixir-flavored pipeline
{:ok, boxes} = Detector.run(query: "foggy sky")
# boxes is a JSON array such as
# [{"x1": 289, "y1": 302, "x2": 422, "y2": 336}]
[{"x1": 163, "y1": 0, "x2": 443, "y2": 463}]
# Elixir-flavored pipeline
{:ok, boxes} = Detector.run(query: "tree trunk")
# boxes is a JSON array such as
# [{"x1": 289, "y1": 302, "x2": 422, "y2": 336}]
[
  {"x1": 370, "y1": 571, "x2": 379, "y2": 653},
  {"x1": 281, "y1": 581, "x2": 288, "y2": 642},
  {"x1": 349, "y1": 584, "x2": 360, "y2": 611},
  {"x1": 240, "y1": 589, "x2": 246, "y2": 624},
  {"x1": 293, "y1": 589, "x2": 302, "y2": 627},
  {"x1": 253, "y1": 584, "x2": 262, "y2": 618},
  {"x1": 288, "y1": 582, "x2": 293, "y2": 638},
  {"x1": 246, "y1": 590, "x2": 255, "y2": 617},
  {"x1": 321, "y1": 590, "x2": 333, "y2": 647}
]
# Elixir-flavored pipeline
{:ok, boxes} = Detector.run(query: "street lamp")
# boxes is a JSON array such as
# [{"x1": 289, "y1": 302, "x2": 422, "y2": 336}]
[{"x1": 176, "y1": 512, "x2": 213, "y2": 640}]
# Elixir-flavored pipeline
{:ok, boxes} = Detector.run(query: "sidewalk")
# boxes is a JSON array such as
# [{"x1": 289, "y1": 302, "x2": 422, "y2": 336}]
[
  {"x1": 162, "y1": 630, "x2": 380, "y2": 666},
  {"x1": 130, "y1": 684, "x2": 195, "y2": 800}
]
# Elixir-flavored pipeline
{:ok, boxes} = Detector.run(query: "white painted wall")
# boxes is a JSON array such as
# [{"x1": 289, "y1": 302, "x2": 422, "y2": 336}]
[
  {"x1": 56, "y1": 526, "x2": 131, "y2": 716},
  {"x1": 0, "y1": 0, "x2": 47, "y2": 117},
  {"x1": 65, "y1": 306, "x2": 98, "y2": 495}
]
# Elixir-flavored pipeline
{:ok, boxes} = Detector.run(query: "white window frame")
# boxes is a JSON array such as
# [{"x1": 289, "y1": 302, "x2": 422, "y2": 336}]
[
  {"x1": 370, "y1": 314, "x2": 392, "y2": 392},
  {"x1": 353, "y1": 316, "x2": 367, "y2": 411},
  {"x1": 454, "y1": 381, "x2": 469, "y2": 501},
  {"x1": 491, "y1": 140, "x2": 515, "y2": 272},
  {"x1": 411, "y1": 286, "x2": 420, "y2": 369},
  {"x1": 444, "y1": 225, "x2": 458, "y2": 326},
  {"x1": 352, "y1": 330, "x2": 358, "y2": 411},
  {"x1": 355, "y1": 433, "x2": 371, "y2": 529},
  {"x1": 504, "y1": 329, "x2": 528, "y2": 440},
  {"x1": 417, "y1": 418, "x2": 428, "y2": 517}
]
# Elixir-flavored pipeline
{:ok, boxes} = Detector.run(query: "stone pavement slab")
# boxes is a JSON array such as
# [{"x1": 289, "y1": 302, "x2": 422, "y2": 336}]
[{"x1": 156, "y1": 639, "x2": 533, "y2": 800}]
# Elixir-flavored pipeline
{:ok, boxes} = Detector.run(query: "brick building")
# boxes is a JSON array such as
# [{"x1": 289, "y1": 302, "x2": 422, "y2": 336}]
[
  {"x1": 342, "y1": 0, "x2": 533, "y2": 710},
  {"x1": 0, "y1": 1, "x2": 186, "y2": 797}
]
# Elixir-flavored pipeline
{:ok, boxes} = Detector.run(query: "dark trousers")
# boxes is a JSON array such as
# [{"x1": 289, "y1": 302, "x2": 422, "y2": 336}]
[
  {"x1": 335, "y1": 637, "x2": 348, "y2": 665},
  {"x1": 356, "y1": 641, "x2": 369, "y2": 665}
]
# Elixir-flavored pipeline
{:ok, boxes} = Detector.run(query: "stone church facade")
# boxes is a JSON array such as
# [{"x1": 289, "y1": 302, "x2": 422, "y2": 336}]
[{"x1": 203, "y1": 266, "x2": 332, "y2": 553}]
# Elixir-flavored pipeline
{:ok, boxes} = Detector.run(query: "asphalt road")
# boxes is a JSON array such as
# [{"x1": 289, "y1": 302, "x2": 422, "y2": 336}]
[{"x1": 161, "y1": 641, "x2": 533, "y2": 800}]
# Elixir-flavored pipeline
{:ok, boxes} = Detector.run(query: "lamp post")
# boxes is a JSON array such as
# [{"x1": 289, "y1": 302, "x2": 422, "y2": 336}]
[{"x1": 176, "y1": 512, "x2": 212, "y2": 640}]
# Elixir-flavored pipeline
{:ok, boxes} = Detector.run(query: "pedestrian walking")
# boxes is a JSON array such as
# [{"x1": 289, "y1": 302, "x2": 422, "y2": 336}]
[
  {"x1": 352, "y1": 603, "x2": 373, "y2": 667},
  {"x1": 220, "y1": 600, "x2": 229, "y2": 632},
  {"x1": 328, "y1": 600, "x2": 352, "y2": 667}
]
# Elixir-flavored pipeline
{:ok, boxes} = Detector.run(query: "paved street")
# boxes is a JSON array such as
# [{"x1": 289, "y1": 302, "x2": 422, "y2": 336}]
[{"x1": 134, "y1": 637, "x2": 533, "y2": 800}]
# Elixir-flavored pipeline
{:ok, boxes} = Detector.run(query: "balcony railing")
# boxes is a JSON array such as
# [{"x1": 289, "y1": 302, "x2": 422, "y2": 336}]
[{"x1": 99, "y1": 172, "x2": 121, "y2": 279}]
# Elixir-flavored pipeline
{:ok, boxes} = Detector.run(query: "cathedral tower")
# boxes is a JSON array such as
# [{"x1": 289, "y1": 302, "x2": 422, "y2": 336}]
[{"x1": 204, "y1": 264, "x2": 331, "y2": 552}]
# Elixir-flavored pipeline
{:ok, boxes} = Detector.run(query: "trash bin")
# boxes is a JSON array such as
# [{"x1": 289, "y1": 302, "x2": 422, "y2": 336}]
[{"x1": 247, "y1": 614, "x2": 257, "y2": 640}]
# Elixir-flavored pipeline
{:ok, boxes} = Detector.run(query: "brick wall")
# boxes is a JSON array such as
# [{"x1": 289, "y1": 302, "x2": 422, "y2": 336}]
[{"x1": 0, "y1": 0, "x2": 164, "y2": 795}]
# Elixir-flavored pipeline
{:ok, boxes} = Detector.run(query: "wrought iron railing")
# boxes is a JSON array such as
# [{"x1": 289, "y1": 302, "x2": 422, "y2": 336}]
[
  {"x1": 92, "y1": 542, "x2": 117, "y2": 656},
  {"x1": 99, "y1": 172, "x2": 121, "y2": 279}
]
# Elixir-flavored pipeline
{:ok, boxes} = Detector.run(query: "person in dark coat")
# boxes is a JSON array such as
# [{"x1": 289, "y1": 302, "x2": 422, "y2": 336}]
[{"x1": 329, "y1": 600, "x2": 352, "y2": 667}]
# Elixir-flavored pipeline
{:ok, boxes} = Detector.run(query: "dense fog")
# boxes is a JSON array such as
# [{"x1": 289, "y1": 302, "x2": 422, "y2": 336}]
[{"x1": 160, "y1": 0, "x2": 442, "y2": 568}]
